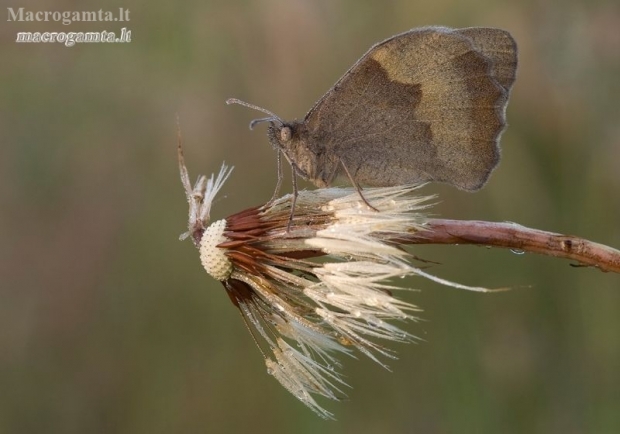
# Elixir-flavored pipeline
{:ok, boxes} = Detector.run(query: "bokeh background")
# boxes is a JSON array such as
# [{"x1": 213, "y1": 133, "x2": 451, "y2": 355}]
[{"x1": 2, "y1": 0, "x2": 619, "y2": 433}]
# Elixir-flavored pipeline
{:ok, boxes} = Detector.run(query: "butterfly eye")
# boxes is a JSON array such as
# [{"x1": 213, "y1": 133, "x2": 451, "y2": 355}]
[{"x1": 280, "y1": 126, "x2": 292, "y2": 142}]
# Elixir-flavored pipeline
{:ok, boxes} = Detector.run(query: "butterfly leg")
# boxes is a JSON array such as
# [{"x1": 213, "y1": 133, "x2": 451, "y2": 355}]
[
  {"x1": 339, "y1": 158, "x2": 379, "y2": 212},
  {"x1": 267, "y1": 151, "x2": 284, "y2": 206},
  {"x1": 286, "y1": 166, "x2": 300, "y2": 231}
]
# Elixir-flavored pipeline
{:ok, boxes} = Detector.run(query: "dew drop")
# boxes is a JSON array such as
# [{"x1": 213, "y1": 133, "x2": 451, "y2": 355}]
[{"x1": 368, "y1": 318, "x2": 384, "y2": 328}]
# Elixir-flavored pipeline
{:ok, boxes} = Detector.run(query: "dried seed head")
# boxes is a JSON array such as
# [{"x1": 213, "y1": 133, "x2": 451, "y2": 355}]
[{"x1": 179, "y1": 147, "x2": 484, "y2": 418}]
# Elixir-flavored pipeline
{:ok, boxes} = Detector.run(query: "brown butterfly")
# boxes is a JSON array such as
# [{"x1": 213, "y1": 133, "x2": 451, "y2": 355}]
[{"x1": 229, "y1": 26, "x2": 517, "y2": 203}]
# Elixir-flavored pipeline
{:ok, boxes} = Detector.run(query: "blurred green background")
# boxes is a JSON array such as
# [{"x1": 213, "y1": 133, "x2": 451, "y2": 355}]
[{"x1": 2, "y1": 0, "x2": 619, "y2": 433}]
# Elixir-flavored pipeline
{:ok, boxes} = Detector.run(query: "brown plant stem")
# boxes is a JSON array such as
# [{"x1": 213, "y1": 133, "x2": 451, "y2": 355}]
[{"x1": 399, "y1": 219, "x2": 620, "y2": 274}]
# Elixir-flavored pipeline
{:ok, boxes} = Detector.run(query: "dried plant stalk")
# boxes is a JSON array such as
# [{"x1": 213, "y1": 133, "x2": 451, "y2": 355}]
[{"x1": 400, "y1": 219, "x2": 620, "y2": 274}]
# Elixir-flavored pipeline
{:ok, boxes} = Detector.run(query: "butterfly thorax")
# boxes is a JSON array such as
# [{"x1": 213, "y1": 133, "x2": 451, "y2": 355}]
[{"x1": 267, "y1": 121, "x2": 340, "y2": 188}]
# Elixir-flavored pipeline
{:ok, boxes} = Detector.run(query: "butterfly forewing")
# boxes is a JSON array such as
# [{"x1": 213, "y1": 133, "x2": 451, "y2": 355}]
[{"x1": 300, "y1": 27, "x2": 517, "y2": 190}]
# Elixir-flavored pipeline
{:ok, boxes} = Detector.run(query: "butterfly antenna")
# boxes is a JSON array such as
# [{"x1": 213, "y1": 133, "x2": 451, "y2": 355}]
[{"x1": 226, "y1": 98, "x2": 284, "y2": 130}]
